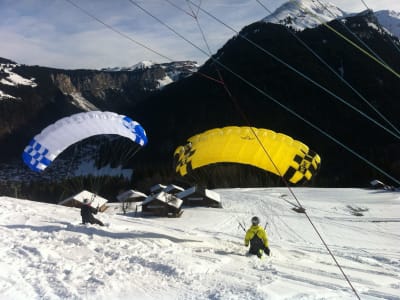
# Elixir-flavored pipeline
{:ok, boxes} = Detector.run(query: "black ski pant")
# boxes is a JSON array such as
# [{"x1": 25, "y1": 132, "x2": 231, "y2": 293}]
[{"x1": 83, "y1": 217, "x2": 104, "y2": 226}]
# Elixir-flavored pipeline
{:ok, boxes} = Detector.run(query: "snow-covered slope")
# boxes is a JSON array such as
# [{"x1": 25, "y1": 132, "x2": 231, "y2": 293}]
[
  {"x1": 0, "y1": 63, "x2": 37, "y2": 100},
  {"x1": 0, "y1": 188, "x2": 399, "y2": 299}
]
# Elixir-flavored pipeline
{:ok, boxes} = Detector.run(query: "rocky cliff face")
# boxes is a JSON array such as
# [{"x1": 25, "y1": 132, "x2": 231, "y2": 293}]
[{"x1": 0, "y1": 60, "x2": 197, "y2": 142}]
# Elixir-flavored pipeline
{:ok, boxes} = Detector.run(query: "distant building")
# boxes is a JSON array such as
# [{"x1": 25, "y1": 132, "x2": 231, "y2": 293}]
[
  {"x1": 176, "y1": 186, "x2": 222, "y2": 208},
  {"x1": 116, "y1": 189, "x2": 147, "y2": 214},
  {"x1": 142, "y1": 191, "x2": 183, "y2": 217},
  {"x1": 58, "y1": 190, "x2": 108, "y2": 212},
  {"x1": 117, "y1": 189, "x2": 147, "y2": 202}
]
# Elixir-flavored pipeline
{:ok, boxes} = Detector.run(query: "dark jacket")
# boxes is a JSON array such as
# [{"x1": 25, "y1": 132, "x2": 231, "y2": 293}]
[{"x1": 81, "y1": 204, "x2": 99, "y2": 224}]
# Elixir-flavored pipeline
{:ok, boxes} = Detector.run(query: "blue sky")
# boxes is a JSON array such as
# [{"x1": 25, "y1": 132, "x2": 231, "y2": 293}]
[{"x1": 1, "y1": 0, "x2": 399, "y2": 69}]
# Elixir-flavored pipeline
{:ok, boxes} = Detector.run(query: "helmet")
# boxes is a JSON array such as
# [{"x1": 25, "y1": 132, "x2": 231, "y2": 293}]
[{"x1": 251, "y1": 216, "x2": 260, "y2": 225}]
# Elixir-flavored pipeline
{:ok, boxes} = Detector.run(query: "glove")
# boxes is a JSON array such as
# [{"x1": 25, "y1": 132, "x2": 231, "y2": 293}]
[{"x1": 264, "y1": 247, "x2": 270, "y2": 256}]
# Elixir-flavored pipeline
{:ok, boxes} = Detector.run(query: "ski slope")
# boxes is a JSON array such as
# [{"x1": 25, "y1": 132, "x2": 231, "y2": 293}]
[{"x1": 0, "y1": 188, "x2": 399, "y2": 299}]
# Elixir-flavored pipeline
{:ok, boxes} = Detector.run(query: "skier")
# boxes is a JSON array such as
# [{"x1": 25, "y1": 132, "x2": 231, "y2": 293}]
[
  {"x1": 244, "y1": 216, "x2": 270, "y2": 258},
  {"x1": 81, "y1": 198, "x2": 104, "y2": 226}
]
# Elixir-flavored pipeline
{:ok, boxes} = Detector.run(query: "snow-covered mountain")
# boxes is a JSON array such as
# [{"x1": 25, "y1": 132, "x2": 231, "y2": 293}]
[
  {"x1": 375, "y1": 10, "x2": 400, "y2": 38},
  {"x1": 101, "y1": 60, "x2": 199, "y2": 88},
  {"x1": 0, "y1": 59, "x2": 198, "y2": 105},
  {"x1": 263, "y1": 0, "x2": 400, "y2": 39},
  {"x1": 0, "y1": 57, "x2": 197, "y2": 138},
  {"x1": 262, "y1": 0, "x2": 347, "y2": 31}
]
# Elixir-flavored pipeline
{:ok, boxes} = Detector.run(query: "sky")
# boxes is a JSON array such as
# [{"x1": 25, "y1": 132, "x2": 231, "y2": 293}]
[
  {"x1": 0, "y1": 187, "x2": 399, "y2": 299},
  {"x1": 1, "y1": 0, "x2": 400, "y2": 70}
]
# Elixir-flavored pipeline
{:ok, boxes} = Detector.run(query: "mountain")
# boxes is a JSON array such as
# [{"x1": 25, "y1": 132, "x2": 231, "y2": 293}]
[
  {"x1": 131, "y1": 9, "x2": 400, "y2": 190},
  {"x1": 375, "y1": 10, "x2": 400, "y2": 38},
  {"x1": 1, "y1": 4, "x2": 400, "y2": 200},
  {"x1": 263, "y1": 0, "x2": 400, "y2": 39},
  {"x1": 0, "y1": 60, "x2": 197, "y2": 199},
  {"x1": 262, "y1": 0, "x2": 347, "y2": 31},
  {"x1": 101, "y1": 60, "x2": 199, "y2": 86},
  {"x1": 0, "y1": 59, "x2": 197, "y2": 143}
]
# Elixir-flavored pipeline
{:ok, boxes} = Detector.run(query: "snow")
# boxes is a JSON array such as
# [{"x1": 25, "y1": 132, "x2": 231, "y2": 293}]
[
  {"x1": 367, "y1": 22, "x2": 380, "y2": 31},
  {"x1": 375, "y1": 10, "x2": 400, "y2": 39},
  {"x1": 67, "y1": 92, "x2": 98, "y2": 111},
  {"x1": 0, "y1": 90, "x2": 17, "y2": 100},
  {"x1": 0, "y1": 63, "x2": 37, "y2": 100},
  {"x1": 157, "y1": 75, "x2": 173, "y2": 88},
  {"x1": 0, "y1": 187, "x2": 399, "y2": 299},
  {"x1": 130, "y1": 60, "x2": 154, "y2": 70},
  {"x1": 103, "y1": 61, "x2": 155, "y2": 72},
  {"x1": 263, "y1": 0, "x2": 347, "y2": 31},
  {"x1": 0, "y1": 63, "x2": 37, "y2": 87},
  {"x1": 262, "y1": 0, "x2": 400, "y2": 40}
]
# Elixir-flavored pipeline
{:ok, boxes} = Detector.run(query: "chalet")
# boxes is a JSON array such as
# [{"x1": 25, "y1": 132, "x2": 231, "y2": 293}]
[
  {"x1": 58, "y1": 190, "x2": 108, "y2": 212},
  {"x1": 141, "y1": 191, "x2": 183, "y2": 217},
  {"x1": 176, "y1": 186, "x2": 222, "y2": 208}
]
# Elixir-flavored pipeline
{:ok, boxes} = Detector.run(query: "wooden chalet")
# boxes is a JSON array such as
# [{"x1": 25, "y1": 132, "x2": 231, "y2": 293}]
[
  {"x1": 176, "y1": 186, "x2": 222, "y2": 208},
  {"x1": 141, "y1": 191, "x2": 183, "y2": 217},
  {"x1": 58, "y1": 190, "x2": 108, "y2": 212}
]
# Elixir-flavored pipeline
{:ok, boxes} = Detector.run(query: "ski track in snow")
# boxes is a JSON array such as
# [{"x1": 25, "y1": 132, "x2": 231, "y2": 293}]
[{"x1": 0, "y1": 188, "x2": 399, "y2": 299}]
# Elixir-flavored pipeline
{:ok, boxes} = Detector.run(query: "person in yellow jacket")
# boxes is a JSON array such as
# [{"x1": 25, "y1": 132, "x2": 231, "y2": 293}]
[{"x1": 244, "y1": 216, "x2": 270, "y2": 258}]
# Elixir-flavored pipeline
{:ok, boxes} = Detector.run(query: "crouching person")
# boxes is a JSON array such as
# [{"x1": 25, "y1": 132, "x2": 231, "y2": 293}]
[
  {"x1": 244, "y1": 216, "x2": 270, "y2": 258},
  {"x1": 81, "y1": 199, "x2": 104, "y2": 226}
]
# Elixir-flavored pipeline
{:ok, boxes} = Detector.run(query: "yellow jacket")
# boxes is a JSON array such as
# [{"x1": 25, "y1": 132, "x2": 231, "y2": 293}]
[{"x1": 244, "y1": 225, "x2": 269, "y2": 247}]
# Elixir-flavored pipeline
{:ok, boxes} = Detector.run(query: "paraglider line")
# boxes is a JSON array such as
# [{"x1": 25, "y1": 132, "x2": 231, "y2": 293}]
[
  {"x1": 64, "y1": 0, "x2": 176, "y2": 63},
  {"x1": 288, "y1": 0, "x2": 400, "y2": 79},
  {"x1": 314, "y1": 0, "x2": 388, "y2": 66},
  {"x1": 164, "y1": 0, "x2": 195, "y2": 18},
  {"x1": 188, "y1": 0, "x2": 400, "y2": 140},
  {"x1": 355, "y1": 0, "x2": 400, "y2": 54},
  {"x1": 256, "y1": 0, "x2": 400, "y2": 136}
]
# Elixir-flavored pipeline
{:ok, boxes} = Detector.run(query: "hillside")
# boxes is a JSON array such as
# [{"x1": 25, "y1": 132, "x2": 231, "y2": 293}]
[
  {"x1": 132, "y1": 11, "x2": 400, "y2": 189},
  {"x1": 0, "y1": 187, "x2": 398, "y2": 299}
]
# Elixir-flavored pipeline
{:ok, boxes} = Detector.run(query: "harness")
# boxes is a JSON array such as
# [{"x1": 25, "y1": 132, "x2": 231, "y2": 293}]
[{"x1": 250, "y1": 229, "x2": 264, "y2": 249}]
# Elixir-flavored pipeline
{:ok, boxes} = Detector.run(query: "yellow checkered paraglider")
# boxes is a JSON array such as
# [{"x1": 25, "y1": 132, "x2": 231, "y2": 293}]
[{"x1": 174, "y1": 126, "x2": 321, "y2": 184}]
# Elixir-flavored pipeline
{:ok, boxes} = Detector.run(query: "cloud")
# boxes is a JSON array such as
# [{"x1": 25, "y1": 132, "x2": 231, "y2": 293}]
[{"x1": 1, "y1": 0, "x2": 399, "y2": 69}]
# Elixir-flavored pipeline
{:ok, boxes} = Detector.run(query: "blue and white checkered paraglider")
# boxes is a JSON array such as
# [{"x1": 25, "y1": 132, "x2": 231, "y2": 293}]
[{"x1": 22, "y1": 111, "x2": 148, "y2": 172}]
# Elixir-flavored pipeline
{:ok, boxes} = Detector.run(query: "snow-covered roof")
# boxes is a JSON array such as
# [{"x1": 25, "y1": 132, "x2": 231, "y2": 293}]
[
  {"x1": 149, "y1": 184, "x2": 167, "y2": 194},
  {"x1": 176, "y1": 186, "x2": 221, "y2": 203},
  {"x1": 116, "y1": 189, "x2": 147, "y2": 202},
  {"x1": 163, "y1": 184, "x2": 185, "y2": 194},
  {"x1": 142, "y1": 191, "x2": 183, "y2": 209},
  {"x1": 58, "y1": 190, "x2": 108, "y2": 208}
]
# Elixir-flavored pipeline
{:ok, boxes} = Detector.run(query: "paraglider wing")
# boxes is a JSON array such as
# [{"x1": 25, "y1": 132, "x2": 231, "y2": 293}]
[
  {"x1": 22, "y1": 111, "x2": 147, "y2": 172},
  {"x1": 174, "y1": 126, "x2": 320, "y2": 184}
]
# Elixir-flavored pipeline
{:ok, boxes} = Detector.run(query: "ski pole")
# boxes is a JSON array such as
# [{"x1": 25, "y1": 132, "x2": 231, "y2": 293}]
[{"x1": 237, "y1": 220, "x2": 246, "y2": 232}]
